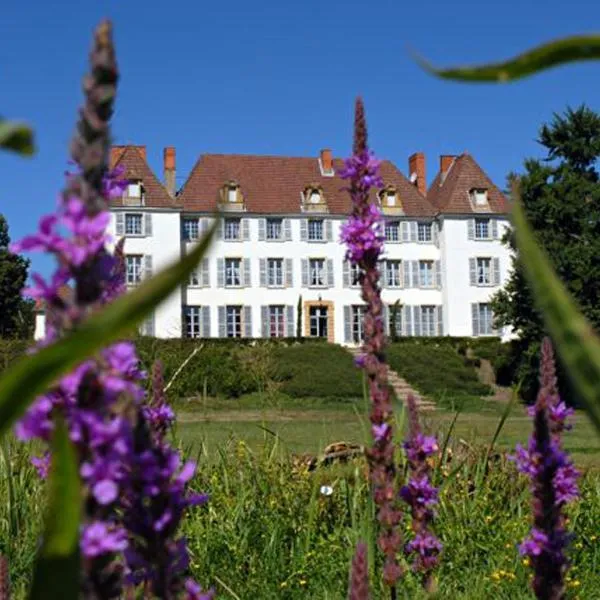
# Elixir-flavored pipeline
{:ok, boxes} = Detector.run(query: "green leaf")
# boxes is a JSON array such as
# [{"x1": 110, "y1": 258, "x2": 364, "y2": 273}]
[
  {"x1": 415, "y1": 34, "x2": 600, "y2": 83},
  {"x1": 0, "y1": 222, "x2": 215, "y2": 438},
  {"x1": 30, "y1": 417, "x2": 80, "y2": 600},
  {"x1": 511, "y1": 182, "x2": 600, "y2": 433},
  {"x1": 0, "y1": 118, "x2": 35, "y2": 155}
]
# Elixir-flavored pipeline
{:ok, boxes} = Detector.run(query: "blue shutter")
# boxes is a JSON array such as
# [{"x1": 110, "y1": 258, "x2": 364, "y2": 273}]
[
  {"x1": 284, "y1": 218, "x2": 292, "y2": 241},
  {"x1": 116, "y1": 212, "x2": 125, "y2": 235},
  {"x1": 261, "y1": 306, "x2": 269, "y2": 338},
  {"x1": 404, "y1": 305, "x2": 412, "y2": 336},
  {"x1": 343, "y1": 260, "x2": 350, "y2": 287},
  {"x1": 259, "y1": 258, "x2": 267, "y2": 287},
  {"x1": 144, "y1": 213, "x2": 152, "y2": 236},
  {"x1": 218, "y1": 306, "x2": 226, "y2": 338},
  {"x1": 325, "y1": 219, "x2": 333, "y2": 242},
  {"x1": 433, "y1": 221, "x2": 440, "y2": 247},
  {"x1": 412, "y1": 261, "x2": 419, "y2": 288},
  {"x1": 491, "y1": 219, "x2": 498, "y2": 240},
  {"x1": 244, "y1": 306, "x2": 252, "y2": 338},
  {"x1": 493, "y1": 257, "x2": 501, "y2": 286},
  {"x1": 344, "y1": 306, "x2": 352, "y2": 343},
  {"x1": 382, "y1": 304, "x2": 390, "y2": 336},
  {"x1": 300, "y1": 219, "x2": 308, "y2": 241},
  {"x1": 301, "y1": 259, "x2": 309, "y2": 286},
  {"x1": 217, "y1": 258, "x2": 224, "y2": 287},
  {"x1": 469, "y1": 258, "x2": 477, "y2": 286},
  {"x1": 326, "y1": 259, "x2": 334, "y2": 287},
  {"x1": 413, "y1": 306, "x2": 422, "y2": 337},
  {"x1": 436, "y1": 306, "x2": 443, "y2": 336},
  {"x1": 435, "y1": 260, "x2": 442, "y2": 289},
  {"x1": 242, "y1": 218, "x2": 250, "y2": 241},
  {"x1": 472, "y1": 304, "x2": 480, "y2": 337},
  {"x1": 216, "y1": 218, "x2": 223, "y2": 240},
  {"x1": 285, "y1": 258, "x2": 293, "y2": 287},
  {"x1": 201, "y1": 305, "x2": 211, "y2": 338},
  {"x1": 258, "y1": 219, "x2": 266, "y2": 241},
  {"x1": 401, "y1": 221, "x2": 410, "y2": 242},
  {"x1": 144, "y1": 255, "x2": 153, "y2": 279},
  {"x1": 201, "y1": 258, "x2": 210, "y2": 287},
  {"x1": 243, "y1": 258, "x2": 251, "y2": 287},
  {"x1": 467, "y1": 219, "x2": 475, "y2": 240},
  {"x1": 286, "y1": 305, "x2": 295, "y2": 337},
  {"x1": 410, "y1": 222, "x2": 418, "y2": 242}
]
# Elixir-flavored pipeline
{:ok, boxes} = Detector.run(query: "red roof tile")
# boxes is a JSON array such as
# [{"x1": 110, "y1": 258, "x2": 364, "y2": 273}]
[
  {"x1": 177, "y1": 154, "x2": 437, "y2": 217},
  {"x1": 109, "y1": 146, "x2": 178, "y2": 209},
  {"x1": 427, "y1": 153, "x2": 509, "y2": 215}
]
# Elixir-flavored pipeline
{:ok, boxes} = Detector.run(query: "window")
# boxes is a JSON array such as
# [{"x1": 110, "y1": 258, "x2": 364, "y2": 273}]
[
  {"x1": 185, "y1": 306, "x2": 202, "y2": 338},
  {"x1": 310, "y1": 190, "x2": 321, "y2": 204},
  {"x1": 224, "y1": 218, "x2": 241, "y2": 240},
  {"x1": 268, "y1": 305, "x2": 285, "y2": 338},
  {"x1": 477, "y1": 258, "x2": 492, "y2": 285},
  {"x1": 126, "y1": 255, "x2": 143, "y2": 285},
  {"x1": 417, "y1": 222, "x2": 432, "y2": 242},
  {"x1": 183, "y1": 219, "x2": 199, "y2": 240},
  {"x1": 309, "y1": 306, "x2": 328, "y2": 338},
  {"x1": 385, "y1": 191, "x2": 396, "y2": 206},
  {"x1": 226, "y1": 306, "x2": 242, "y2": 338},
  {"x1": 225, "y1": 258, "x2": 242, "y2": 287},
  {"x1": 308, "y1": 219, "x2": 324, "y2": 241},
  {"x1": 189, "y1": 270, "x2": 200, "y2": 286},
  {"x1": 309, "y1": 259, "x2": 326, "y2": 286},
  {"x1": 389, "y1": 307, "x2": 402, "y2": 338},
  {"x1": 266, "y1": 218, "x2": 283, "y2": 240},
  {"x1": 125, "y1": 214, "x2": 142, "y2": 235},
  {"x1": 267, "y1": 258, "x2": 284, "y2": 287},
  {"x1": 352, "y1": 305, "x2": 366, "y2": 343},
  {"x1": 471, "y1": 188, "x2": 488, "y2": 207},
  {"x1": 385, "y1": 221, "x2": 400, "y2": 242},
  {"x1": 475, "y1": 303, "x2": 494, "y2": 336},
  {"x1": 350, "y1": 263, "x2": 361, "y2": 286},
  {"x1": 227, "y1": 187, "x2": 237, "y2": 203},
  {"x1": 420, "y1": 306, "x2": 436, "y2": 337},
  {"x1": 419, "y1": 260, "x2": 434, "y2": 287},
  {"x1": 475, "y1": 218, "x2": 490, "y2": 240},
  {"x1": 385, "y1": 260, "x2": 402, "y2": 287}
]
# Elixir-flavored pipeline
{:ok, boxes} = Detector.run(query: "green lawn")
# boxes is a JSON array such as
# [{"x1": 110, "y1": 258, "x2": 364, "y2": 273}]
[{"x1": 174, "y1": 394, "x2": 600, "y2": 468}]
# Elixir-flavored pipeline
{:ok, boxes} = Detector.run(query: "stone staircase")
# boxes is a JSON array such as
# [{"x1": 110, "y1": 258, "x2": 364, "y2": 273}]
[{"x1": 347, "y1": 346, "x2": 437, "y2": 412}]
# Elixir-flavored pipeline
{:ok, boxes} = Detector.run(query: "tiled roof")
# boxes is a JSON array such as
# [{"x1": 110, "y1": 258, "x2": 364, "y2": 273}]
[
  {"x1": 109, "y1": 146, "x2": 178, "y2": 209},
  {"x1": 177, "y1": 154, "x2": 437, "y2": 217},
  {"x1": 427, "y1": 153, "x2": 509, "y2": 215}
]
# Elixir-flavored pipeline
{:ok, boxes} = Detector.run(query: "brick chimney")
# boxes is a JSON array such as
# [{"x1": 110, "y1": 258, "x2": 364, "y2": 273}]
[
  {"x1": 163, "y1": 146, "x2": 176, "y2": 197},
  {"x1": 320, "y1": 148, "x2": 333, "y2": 174},
  {"x1": 440, "y1": 155, "x2": 456, "y2": 180},
  {"x1": 408, "y1": 152, "x2": 426, "y2": 196}
]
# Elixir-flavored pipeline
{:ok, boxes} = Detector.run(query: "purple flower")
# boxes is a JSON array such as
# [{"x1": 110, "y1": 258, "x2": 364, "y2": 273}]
[
  {"x1": 371, "y1": 423, "x2": 390, "y2": 442},
  {"x1": 81, "y1": 522, "x2": 128, "y2": 558}
]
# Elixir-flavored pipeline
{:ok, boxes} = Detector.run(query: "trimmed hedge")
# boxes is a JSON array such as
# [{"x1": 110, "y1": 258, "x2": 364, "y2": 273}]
[{"x1": 386, "y1": 341, "x2": 493, "y2": 406}]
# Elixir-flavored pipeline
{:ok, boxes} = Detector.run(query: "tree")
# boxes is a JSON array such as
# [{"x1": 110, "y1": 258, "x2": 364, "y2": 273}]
[
  {"x1": 0, "y1": 214, "x2": 34, "y2": 338},
  {"x1": 492, "y1": 105, "x2": 600, "y2": 402}
]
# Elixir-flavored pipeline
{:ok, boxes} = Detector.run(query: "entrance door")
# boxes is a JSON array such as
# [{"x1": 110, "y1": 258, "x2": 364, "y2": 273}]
[{"x1": 309, "y1": 306, "x2": 328, "y2": 338}]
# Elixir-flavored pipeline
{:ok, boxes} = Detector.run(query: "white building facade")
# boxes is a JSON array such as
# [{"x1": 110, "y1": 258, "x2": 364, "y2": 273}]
[{"x1": 34, "y1": 146, "x2": 513, "y2": 344}]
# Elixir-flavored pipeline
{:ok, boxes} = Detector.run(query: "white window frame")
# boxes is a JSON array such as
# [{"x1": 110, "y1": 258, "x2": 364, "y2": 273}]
[
  {"x1": 125, "y1": 213, "x2": 143, "y2": 236},
  {"x1": 420, "y1": 305, "x2": 436, "y2": 337},
  {"x1": 417, "y1": 222, "x2": 432, "y2": 243},
  {"x1": 308, "y1": 219, "x2": 324, "y2": 241},
  {"x1": 475, "y1": 218, "x2": 490, "y2": 240},
  {"x1": 350, "y1": 263, "x2": 361, "y2": 287},
  {"x1": 266, "y1": 218, "x2": 283, "y2": 240},
  {"x1": 226, "y1": 305, "x2": 242, "y2": 338},
  {"x1": 309, "y1": 258, "x2": 326, "y2": 287},
  {"x1": 477, "y1": 257, "x2": 492, "y2": 285},
  {"x1": 224, "y1": 218, "x2": 241, "y2": 241},
  {"x1": 471, "y1": 188, "x2": 489, "y2": 207},
  {"x1": 225, "y1": 258, "x2": 242, "y2": 287},
  {"x1": 125, "y1": 255, "x2": 143, "y2": 286},
  {"x1": 478, "y1": 303, "x2": 494, "y2": 335},
  {"x1": 267, "y1": 258, "x2": 284, "y2": 287},
  {"x1": 352, "y1": 305, "x2": 366, "y2": 343},
  {"x1": 385, "y1": 260, "x2": 402, "y2": 287},
  {"x1": 385, "y1": 221, "x2": 400, "y2": 242},
  {"x1": 419, "y1": 260, "x2": 435, "y2": 288},
  {"x1": 183, "y1": 219, "x2": 199, "y2": 241},
  {"x1": 185, "y1": 306, "x2": 202, "y2": 338},
  {"x1": 268, "y1": 305, "x2": 286, "y2": 338}
]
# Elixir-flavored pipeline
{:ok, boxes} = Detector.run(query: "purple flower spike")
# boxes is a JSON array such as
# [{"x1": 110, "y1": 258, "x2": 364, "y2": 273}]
[
  {"x1": 510, "y1": 337, "x2": 580, "y2": 599},
  {"x1": 341, "y1": 98, "x2": 402, "y2": 590}
]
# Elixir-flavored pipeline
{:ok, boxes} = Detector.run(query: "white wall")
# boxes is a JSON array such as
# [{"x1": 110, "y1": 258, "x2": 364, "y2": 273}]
[{"x1": 34, "y1": 313, "x2": 45, "y2": 341}]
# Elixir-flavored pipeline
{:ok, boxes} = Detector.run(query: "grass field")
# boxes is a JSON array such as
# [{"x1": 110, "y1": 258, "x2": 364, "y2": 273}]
[{"x1": 174, "y1": 393, "x2": 600, "y2": 468}]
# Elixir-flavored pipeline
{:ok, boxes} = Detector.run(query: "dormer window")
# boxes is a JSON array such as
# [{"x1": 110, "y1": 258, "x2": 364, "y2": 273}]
[
  {"x1": 219, "y1": 180, "x2": 246, "y2": 212},
  {"x1": 123, "y1": 179, "x2": 145, "y2": 206},
  {"x1": 385, "y1": 190, "x2": 397, "y2": 207},
  {"x1": 228, "y1": 187, "x2": 237, "y2": 203},
  {"x1": 378, "y1": 186, "x2": 403, "y2": 214},
  {"x1": 471, "y1": 188, "x2": 489, "y2": 207},
  {"x1": 301, "y1": 184, "x2": 328, "y2": 213},
  {"x1": 310, "y1": 190, "x2": 321, "y2": 204}
]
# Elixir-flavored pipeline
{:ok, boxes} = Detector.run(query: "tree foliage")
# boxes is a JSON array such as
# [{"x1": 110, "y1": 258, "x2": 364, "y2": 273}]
[
  {"x1": 0, "y1": 214, "x2": 34, "y2": 339},
  {"x1": 492, "y1": 106, "x2": 600, "y2": 402}
]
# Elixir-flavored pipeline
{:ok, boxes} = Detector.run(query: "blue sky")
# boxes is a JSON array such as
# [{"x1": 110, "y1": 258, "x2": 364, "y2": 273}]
[{"x1": 1, "y1": 0, "x2": 599, "y2": 277}]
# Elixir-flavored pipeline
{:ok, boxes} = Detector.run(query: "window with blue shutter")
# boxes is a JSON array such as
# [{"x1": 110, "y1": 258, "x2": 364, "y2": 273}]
[
  {"x1": 300, "y1": 219, "x2": 308, "y2": 241},
  {"x1": 343, "y1": 306, "x2": 352, "y2": 343},
  {"x1": 326, "y1": 259, "x2": 334, "y2": 287},
  {"x1": 286, "y1": 305, "x2": 295, "y2": 337},
  {"x1": 261, "y1": 306, "x2": 269, "y2": 337},
  {"x1": 243, "y1": 306, "x2": 253, "y2": 338},
  {"x1": 493, "y1": 257, "x2": 501, "y2": 285},
  {"x1": 243, "y1": 258, "x2": 251, "y2": 287},
  {"x1": 258, "y1": 219, "x2": 266, "y2": 241},
  {"x1": 259, "y1": 258, "x2": 267, "y2": 287},
  {"x1": 116, "y1": 212, "x2": 125, "y2": 235},
  {"x1": 201, "y1": 305, "x2": 211, "y2": 337},
  {"x1": 218, "y1": 306, "x2": 226, "y2": 337},
  {"x1": 143, "y1": 213, "x2": 152, "y2": 236},
  {"x1": 285, "y1": 259, "x2": 293, "y2": 287},
  {"x1": 217, "y1": 258, "x2": 225, "y2": 287},
  {"x1": 284, "y1": 219, "x2": 292, "y2": 241}
]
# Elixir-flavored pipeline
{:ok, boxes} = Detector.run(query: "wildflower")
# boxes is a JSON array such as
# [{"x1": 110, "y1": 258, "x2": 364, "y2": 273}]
[
  {"x1": 320, "y1": 485, "x2": 334, "y2": 496},
  {"x1": 400, "y1": 394, "x2": 442, "y2": 592},
  {"x1": 13, "y1": 21, "x2": 209, "y2": 598},
  {"x1": 341, "y1": 98, "x2": 402, "y2": 589},
  {"x1": 510, "y1": 337, "x2": 580, "y2": 599},
  {"x1": 348, "y1": 541, "x2": 370, "y2": 600}
]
